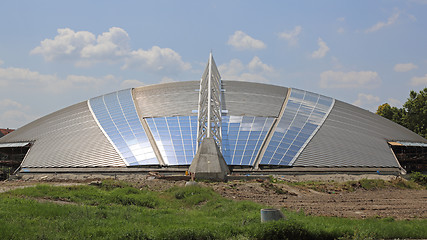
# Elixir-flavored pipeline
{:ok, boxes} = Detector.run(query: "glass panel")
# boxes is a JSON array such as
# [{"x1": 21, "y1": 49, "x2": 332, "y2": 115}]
[
  {"x1": 146, "y1": 116, "x2": 198, "y2": 165},
  {"x1": 221, "y1": 116, "x2": 275, "y2": 166},
  {"x1": 89, "y1": 89, "x2": 158, "y2": 166},
  {"x1": 260, "y1": 88, "x2": 333, "y2": 166}
]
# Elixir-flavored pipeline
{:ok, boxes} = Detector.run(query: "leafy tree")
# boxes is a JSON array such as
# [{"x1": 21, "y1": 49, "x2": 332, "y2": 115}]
[
  {"x1": 402, "y1": 88, "x2": 427, "y2": 138},
  {"x1": 376, "y1": 103, "x2": 405, "y2": 126},
  {"x1": 376, "y1": 88, "x2": 427, "y2": 138}
]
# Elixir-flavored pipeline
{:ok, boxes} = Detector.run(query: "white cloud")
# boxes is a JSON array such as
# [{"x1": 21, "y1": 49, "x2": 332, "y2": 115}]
[
  {"x1": 365, "y1": 11, "x2": 400, "y2": 33},
  {"x1": 248, "y1": 56, "x2": 273, "y2": 73},
  {"x1": 160, "y1": 77, "x2": 175, "y2": 83},
  {"x1": 320, "y1": 70, "x2": 381, "y2": 89},
  {"x1": 0, "y1": 99, "x2": 26, "y2": 109},
  {"x1": 278, "y1": 26, "x2": 302, "y2": 46},
  {"x1": 337, "y1": 27, "x2": 345, "y2": 34},
  {"x1": 0, "y1": 99, "x2": 35, "y2": 128},
  {"x1": 31, "y1": 27, "x2": 191, "y2": 74},
  {"x1": 80, "y1": 27, "x2": 130, "y2": 60},
  {"x1": 393, "y1": 63, "x2": 418, "y2": 72},
  {"x1": 227, "y1": 31, "x2": 266, "y2": 50},
  {"x1": 30, "y1": 28, "x2": 96, "y2": 61},
  {"x1": 123, "y1": 46, "x2": 191, "y2": 74},
  {"x1": 219, "y1": 56, "x2": 274, "y2": 83},
  {"x1": 311, "y1": 38, "x2": 329, "y2": 59},
  {"x1": 353, "y1": 93, "x2": 380, "y2": 111},
  {"x1": 0, "y1": 59, "x2": 4, "y2": 65},
  {"x1": 0, "y1": 67, "x2": 110, "y2": 93},
  {"x1": 120, "y1": 79, "x2": 145, "y2": 89},
  {"x1": 410, "y1": 74, "x2": 427, "y2": 86}
]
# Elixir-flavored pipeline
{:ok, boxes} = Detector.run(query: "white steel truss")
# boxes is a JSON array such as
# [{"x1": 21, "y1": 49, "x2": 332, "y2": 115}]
[{"x1": 196, "y1": 53, "x2": 222, "y2": 150}]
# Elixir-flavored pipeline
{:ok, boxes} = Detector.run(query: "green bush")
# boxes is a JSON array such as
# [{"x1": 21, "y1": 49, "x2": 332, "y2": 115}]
[
  {"x1": 359, "y1": 179, "x2": 385, "y2": 190},
  {"x1": 410, "y1": 172, "x2": 427, "y2": 187}
]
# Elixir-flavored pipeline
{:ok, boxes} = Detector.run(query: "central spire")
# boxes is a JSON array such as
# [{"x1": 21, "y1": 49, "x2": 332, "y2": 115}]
[
  {"x1": 190, "y1": 53, "x2": 229, "y2": 181},
  {"x1": 196, "y1": 52, "x2": 222, "y2": 151}
]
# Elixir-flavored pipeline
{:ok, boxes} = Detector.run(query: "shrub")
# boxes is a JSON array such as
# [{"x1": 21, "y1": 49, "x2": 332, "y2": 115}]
[
  {"x1": 410, "y1": 172, "x2": 427, "y2": 187},
  {"x1": 359, "y1": 179, "x2": 385, "y2": 190}
]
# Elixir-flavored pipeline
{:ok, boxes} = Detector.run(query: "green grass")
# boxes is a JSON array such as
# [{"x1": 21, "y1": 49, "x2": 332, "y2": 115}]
[
  {"x1": 0, "y1": 180, "x2": 426, "y2": 239},
  {"x1": 410, "y1": 172, "x2": 427, "y2": 188}
]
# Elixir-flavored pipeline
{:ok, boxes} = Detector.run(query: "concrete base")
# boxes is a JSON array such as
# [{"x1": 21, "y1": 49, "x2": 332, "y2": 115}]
[{"x1": 189, "y1": 137, "x2": 230, "y2": 181}]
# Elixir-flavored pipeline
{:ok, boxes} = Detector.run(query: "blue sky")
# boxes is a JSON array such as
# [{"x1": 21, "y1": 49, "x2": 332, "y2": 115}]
[{"x1": 1, "y1": 0, "x2": 427, "y2": 128}]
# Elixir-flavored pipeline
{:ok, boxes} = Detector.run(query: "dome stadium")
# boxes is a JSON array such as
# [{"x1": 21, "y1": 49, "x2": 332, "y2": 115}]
[{"x1": 1, "y1": 55, "x2": 426, "y2": 177}]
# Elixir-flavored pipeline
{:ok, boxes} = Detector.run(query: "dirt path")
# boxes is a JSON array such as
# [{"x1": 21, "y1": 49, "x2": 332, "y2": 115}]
[{"x1": 204, "y1": 180, "x2": 427, "y2": 220}]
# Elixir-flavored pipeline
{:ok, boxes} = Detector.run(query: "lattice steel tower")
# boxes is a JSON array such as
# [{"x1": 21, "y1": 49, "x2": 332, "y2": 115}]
[{"x1": 196, "y1": 52, "x2": 222, "y2": 150}]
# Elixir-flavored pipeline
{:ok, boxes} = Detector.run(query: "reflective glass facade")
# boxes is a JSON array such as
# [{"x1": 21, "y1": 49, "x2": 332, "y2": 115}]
[
  {"x1": 260, "y1": 88, "x2": 334, "y2": 166},
  {"x1": 89, "y1": 87, "x2": 334, "y2": 167},
  {"x1": 222, "y1": 116, "x2": 274, "y2": 165},
  {"x1": 89, "y1": 89, "x2": 158, "y2": 166},
  {"x1": 146, "y1": 116, "x2": 198, "y2": 165}
]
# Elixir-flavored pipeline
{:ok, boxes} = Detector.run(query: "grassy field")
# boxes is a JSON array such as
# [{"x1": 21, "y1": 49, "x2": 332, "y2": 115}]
[{"x1": 0, "y1": 179, "x2": 426, "y2": 240}]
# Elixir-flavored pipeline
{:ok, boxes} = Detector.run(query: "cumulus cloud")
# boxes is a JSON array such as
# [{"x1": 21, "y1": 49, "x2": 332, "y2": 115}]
[
  {"x1": 353, "y1": 93, "x2": 380, "y2": 111},
  {"x1": 411, "y1": 74, "x2": 427, "y2": 86},
  {"x1": 227, "y1": 31, "x2": 266, "y2": 50},
  {"x1": 320, "y1": 70, "x2": 381, "y2": 89},
  {"x1": 120, "y1": 79, "x2": 145, "y2": 89},
  {"x1": 311, "y1": 38, "x2": 329, "y2": 59},
  {"x1": 0, "y1": 67, "x2": 111, "y2": 93},
  {"x1": 0, "y1": 99, "x2": 26, "y2": 109},
  {"x1": 394, "y1": 63, "x2": 418, "y2": 72},
  {"x1": 80, "y1": 27, "x2": 130, "y2": 60},
  {"x1": 122, "y1": 46, "x2": 191, "y2": 74},
  {"x1": 248, "y1": 56, "x2": 273, "y2": 73},
  {"x1": 30, "y1": 28, "x2": 96, "y2": 61},
  {"x1": 31, "y1": 27, "x2": 191, "y2": 74},
  {"x1": 278, "y1": 26, "x2": 302, "y2": 46},
  {"x1": 219, "y1": 56, "x2": 275, "y2": 83},
  {"x1": 0, "y1": 99, "x2": 35, "y2": 128},
  {"x1": 365, "y1": 11, "x2": 400, "y2": 33}
]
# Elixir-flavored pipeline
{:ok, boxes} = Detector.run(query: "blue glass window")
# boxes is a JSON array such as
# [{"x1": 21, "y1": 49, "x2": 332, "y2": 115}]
[
  {"x1": 146, "y1": 116, "x2": 198, "y2": 165},
  {"x1": 222, "y1": 116, "x2": 274, "y2": 166},
  {"x1": 260, "y1": 88, "x2": 334, "y2": 166},
  {"x1": 89, "y1": 89, "x2": 158, "y2": 166}
]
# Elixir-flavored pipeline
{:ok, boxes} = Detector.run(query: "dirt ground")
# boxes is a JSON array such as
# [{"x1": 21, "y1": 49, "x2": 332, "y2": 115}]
[
  {"x1": 1, "y1": 174, "x2": 426, "y2": 220},
  {"x1": 206, "y1": 181, "x2": 427, "y2": 220}
]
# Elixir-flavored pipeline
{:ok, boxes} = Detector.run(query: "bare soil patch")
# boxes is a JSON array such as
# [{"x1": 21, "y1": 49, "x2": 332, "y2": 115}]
[{"x1": 206, "y1": 180, "x2": 427, "y2": 219}]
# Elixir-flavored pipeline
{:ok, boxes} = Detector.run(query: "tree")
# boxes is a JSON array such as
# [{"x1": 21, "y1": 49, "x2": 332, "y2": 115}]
[
  {"x1": 376, "y1": 103, "x2": 405, "y2": 126},
  {"x1": 376, "y1": 88, "x2": 427, "y2": 139},
  {"x1": 402, "y1": 88, "x2": 427, "y2": 138}
]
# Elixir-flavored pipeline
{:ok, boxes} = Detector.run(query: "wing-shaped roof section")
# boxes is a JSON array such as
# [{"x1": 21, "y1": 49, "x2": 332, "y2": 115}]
[
  {"x1": 133, "y1": 80, "x2": 288, "y2": 118},
  {"x1": 0, "y1": 101, "x2": 126, "y2": 167},
  {"x1": 221, "y1": 81, "x2": 287, "y2": 117},
  {"x1": 133, "y1": 81, "x2": 200, "y2": 118},
  {"x1": 294, "y1": 100, "x2": 427, "y2": 167}
]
